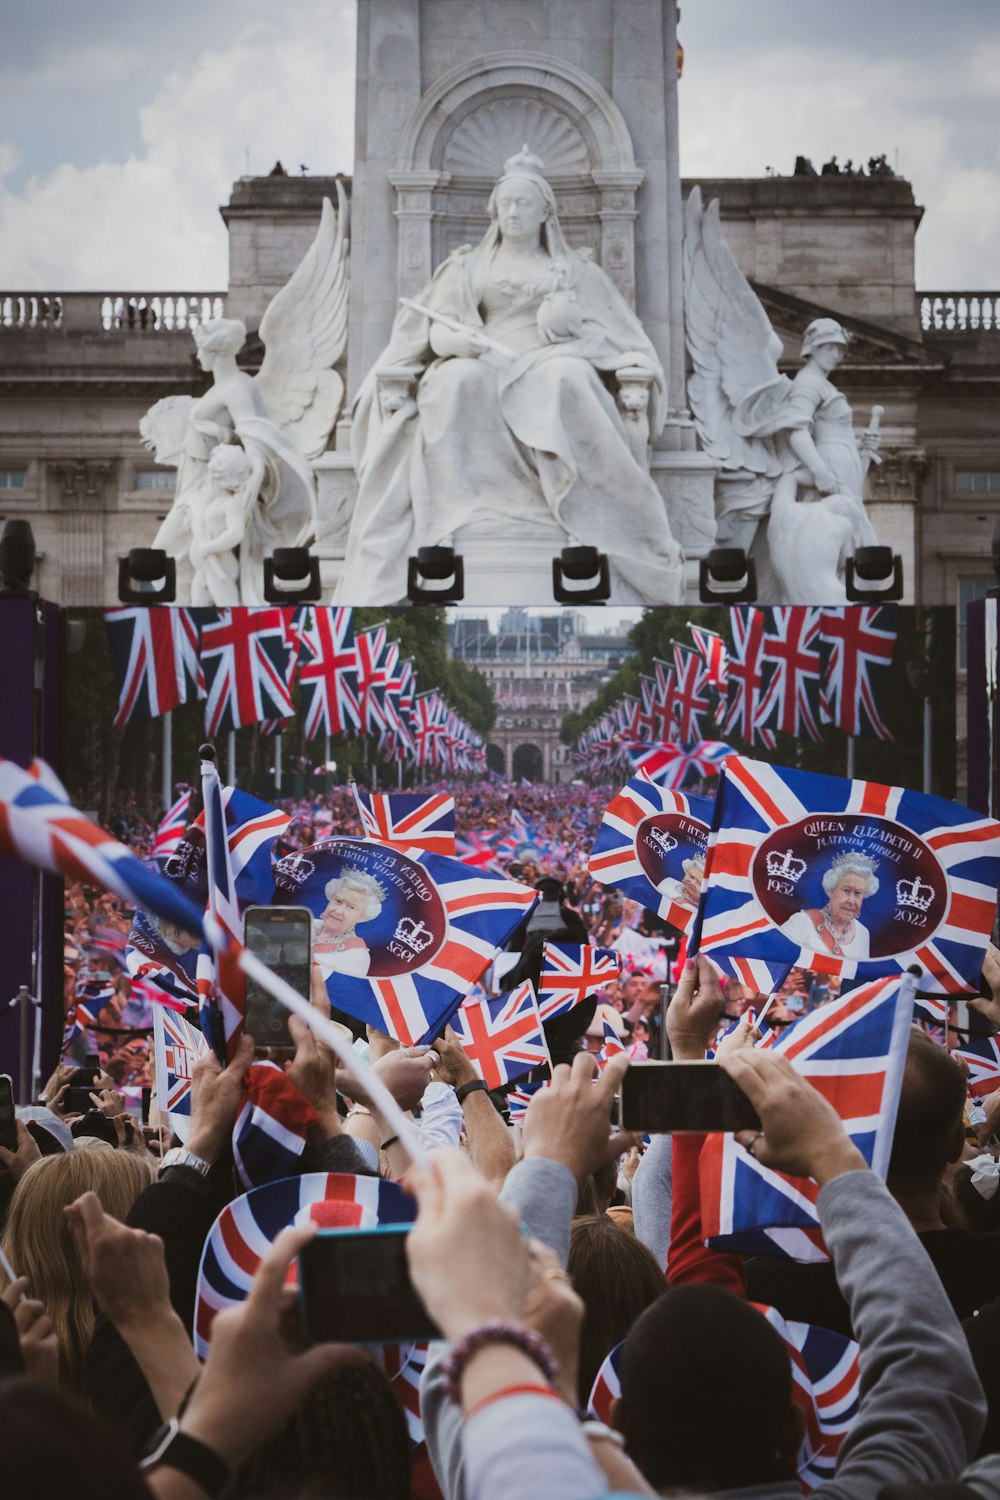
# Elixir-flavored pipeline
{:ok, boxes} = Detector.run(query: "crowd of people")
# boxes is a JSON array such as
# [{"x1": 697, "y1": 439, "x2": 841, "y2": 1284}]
[{"x1": 793, "y1": 153, "x2": 896, "y2": 177}]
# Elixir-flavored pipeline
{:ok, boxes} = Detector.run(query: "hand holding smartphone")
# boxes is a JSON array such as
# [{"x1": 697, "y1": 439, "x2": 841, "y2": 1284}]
[
  {"x1": 298, "y1": 1227, "x2": 439, "y2": 1344},
  {"x1": 243, "y1": 906, "x2": 312, "y2": 1053},
  {"x1": 620, "y1": 1060, "x2": 761, "y2": 1134}
]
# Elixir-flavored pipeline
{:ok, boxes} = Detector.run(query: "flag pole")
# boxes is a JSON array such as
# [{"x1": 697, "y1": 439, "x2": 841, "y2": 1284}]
[
  {"x1": 923, "y1": 613, "x2": 933, "y2": 794},
  {"x1": 162, "y1": 711, "x2": 173, "y2": 810},
  {"x1": 274, "y1": 733, "x2": 282, "y2": 794},
  {"x1": 227, "y1": 730, "x2": 236, "y2": 787},
  {"x1": 846, "y1": 734, "x2": 855, "y2": 780}
]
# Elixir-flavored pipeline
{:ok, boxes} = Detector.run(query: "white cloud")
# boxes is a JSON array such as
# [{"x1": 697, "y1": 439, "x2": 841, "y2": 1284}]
[{"x1": 0, "y1": 3, "x2": 355, "y2": 289}]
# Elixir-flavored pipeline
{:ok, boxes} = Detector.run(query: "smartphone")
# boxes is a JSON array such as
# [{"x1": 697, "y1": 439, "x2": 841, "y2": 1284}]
[
  {"x1": 298, "y1": 1227, "x2": 439, "y2": 1345},
  {"x1": 63, "y1": 1086, "x2": 98, "y2": 1115},
  {"x1": 68, "y1": 1065, "x2": 100, "y2": 1089},
  {"x1": 620, "y1": 1061, "x2": 761, "y2": 1134},
  {"x1": 0, "y1": 1074, "x2": 16, "y2": 1153},
  {"x1": 141, "y1": 1086, "x2": 151, "y2": 1126},
  {"x1": 243, "y1": 905, "x2": 312, "y2": 1051}
]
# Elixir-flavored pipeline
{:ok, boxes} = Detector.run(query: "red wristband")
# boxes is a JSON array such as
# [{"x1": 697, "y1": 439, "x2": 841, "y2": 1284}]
[{"x1": 464, "y1": 1383, "x2": 563, "y2": 1422}]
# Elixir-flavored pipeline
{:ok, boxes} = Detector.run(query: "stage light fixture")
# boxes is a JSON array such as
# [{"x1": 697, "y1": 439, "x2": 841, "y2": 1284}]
[
  {"x1": 0, "y1": 519, "x2": 38, "y2": 599},
  {"x1": 117, "y1": 548, "x2": 176, "y2": 603},
  {"x1": 263, "y1": 547, "x2": 322, "y2": 603},
  {"x1": 845, "y1": 546, "x2": 903, "y2": 603},
  {"x1": 698, "y1": 547, "x2": 757, "y2": 603},
  {"x1": 552, "y1": 546, "x2": 610, "y2": 604},
  {"x1": 407, "y1": 546, "x2": 465, "y2": 603}
]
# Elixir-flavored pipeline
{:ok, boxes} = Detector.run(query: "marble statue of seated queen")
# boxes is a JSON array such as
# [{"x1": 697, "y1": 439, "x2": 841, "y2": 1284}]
[{"x1": 338, "y1": 147, "x2": 682, "y2": 603}]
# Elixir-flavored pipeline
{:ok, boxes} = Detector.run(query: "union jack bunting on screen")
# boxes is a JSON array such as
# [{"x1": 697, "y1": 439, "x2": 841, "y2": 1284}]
[
  {"x1": 672, "y1": 645, "x2": 711, "y2": 742},
  {"x1": 754, "y1": 607, "x2": 824, "y2": 742},
  {"x1": 153, "y1": 1005, "x2": 210, "y2": 1143},
  {"x1": 720, "y1": 606, "x2": 776, "y2": 748},
  {"x1": 756, "y1": 1305, "x2": 860, "y2": 1492},
  {"x1": 104, "y1": 607, "x2": 204, "y2": 728},
  {"x1": 232, "y1": 1062, "x2": 321, "y2": 1191},
  {"x1": 691, "y1": 756, "x2": 1000, "y2": 995},
  {"x1": 151, "y1": 788, "x2": 193, "y2": 861},
  {"x1": 818, "y1": 606, "x2": 897, "y2": 741},
  {"x1": 700, "y1": 975, "x2": 914, "y2": 1261},
  {"x1": 199, "y1": 608, "x2": 296, "y2": 735},
  {"x1": 197, "y1": 755, "x2": 246, "y2": 1061},
  {"x1": 295, "y1": 606, "x2": 360, "y2": 738},
  {"x1": 589, "y1": 770, "x2": 713, "y2": 935},
  {"x1": 352, "y1": 786, "x2": 457, "y2": 857},
  {"x1": 0, "y1": 758, "x2": 205, "y2": 937},
  {"x1": 952, "y1": 1033, "x2": 1000, "y2": 1100},
  {"x1": 537, "y1": 943, "x2": 622, "y2": 1021},
  {"x1": 64, "y1": 975, "x2": 117, "y2": 1043},
  {"x1": 194, "y1": 1173, "x2": 417, "y2": 1358},
  {"x1": 690, "y1": 623, "x2": 729, "y2": 693},
  {"x1": 451, "y1": 980, "x2": 551, "y2": 1088}
]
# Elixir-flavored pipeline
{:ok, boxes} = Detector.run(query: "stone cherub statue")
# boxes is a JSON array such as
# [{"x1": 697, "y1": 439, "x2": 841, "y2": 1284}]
[
  {"x1": 683, "y1": 187, "x2": 882, "y2": 603},
  {"x1": 140, "y1": 183, "x2": 349, "y2": 605},
  {"x1": 338, "y1": 147, "x2": 682, "y2": 605}
]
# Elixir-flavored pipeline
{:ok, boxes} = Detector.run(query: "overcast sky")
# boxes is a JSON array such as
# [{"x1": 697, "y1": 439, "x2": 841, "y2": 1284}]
[{"x1": 0, "y1": 0, "x2": 997, "y2": 290}]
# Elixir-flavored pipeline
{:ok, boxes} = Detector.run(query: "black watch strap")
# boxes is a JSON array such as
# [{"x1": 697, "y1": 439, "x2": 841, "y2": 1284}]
[
  {"x1": 456, "y1": 1077, "x2": 489, "y2": 1105},
  {"x1": 140, "y1": 1420, "x2": 231, "y2": 1496}
]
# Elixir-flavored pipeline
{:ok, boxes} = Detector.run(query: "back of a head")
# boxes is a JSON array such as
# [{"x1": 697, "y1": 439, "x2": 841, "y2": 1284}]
[
  {"x1": 0, "y1": 1378, "x2": 149, "y2": 1500},
  {"x1": 233, "y1": 1361, "x2": 411, "y2": 1498},
  {"x1": 619, "y1": 1284, "x2": 794, "y2": 1492},
  {"x1": 569, "y1": 1214, "x2": 666, "y2": 1410},
  {"x1": 889, "y1": 1028, "x2": 967, "y2": 1187}
]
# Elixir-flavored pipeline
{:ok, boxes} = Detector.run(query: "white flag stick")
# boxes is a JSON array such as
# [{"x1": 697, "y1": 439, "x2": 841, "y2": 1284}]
[{"x1": 753, "y1": 993, "x2": 777, "y2": 1030}]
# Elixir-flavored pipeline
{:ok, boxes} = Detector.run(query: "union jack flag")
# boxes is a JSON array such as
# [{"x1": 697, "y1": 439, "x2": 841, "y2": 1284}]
[
  {"x1": 690, "y1": 623, "x2": 729, "y2": 693},
  {"x1": 232, "y1": 1061, "x2": 320, "y2": 1191},
  {"x1": 197, "y1": 755, "x2": 246, "y2": 1061},
  {"x1": 952, "y1": 1033, "x2": 1000, "y2": 1100},
  {"x1": 151, "y1": 788, "x2": 193, "y2": 861},
  {"x1": 199, "y1": 608, "x2": 296, "y2": 735},
  {"x1": 273, "y1": 842, "x2": 538, "y2": 1047},
  {"x1": 625, "y1": 740, "x2": 734, "y2": 791},
  {"x1": 451, "y1": 980, "x2": 551, "y2": 1089},
  {"x1": 456, "y1": 830, "x2": 503, "y2": 874},
  {"x1": 412, "y1": 692, "x2": 447, "y2": 769},
  {"x1": 0, "y1": 758, "x2": 204, "y2": 937},
  {"x1": 353, "y1": 786, "x2": 456, "y2": 857},
  {"x1": 721, "y1": 606, "x2": 777, "y2": 748},
  {"x1": 586, "y1": 1341, "x2": 623, "y2": 1424},
  {"x1": 194, "y1": 1173, "x2": 417, "y2": 1359},
  {"x1": 64, "y1": 974, "x2": 117, "y2": 1043},
  {"x1": 385, "y1": 1342, "x2": 428, "y2": 1445},
  {"x1": 537, "y1": 943, "x2": 623, "y2": 1021},
  {"x1": 598, "y1": 1017, "x2": 627, "y2": 1071},
  {"x1": 153, "y1": 1005, "x2": 209, "y2": 1142},
  {"x1": 182, "y1": 785, "x2": 289, "y2": 910},
  {"x1": 650, "y1": 658, "x2": 678, "y2": 741},
  {"x1": 125, "y1": 910, "x2": 200, "y2": 1011},
  {"x1": 755, "y1": 607, "x2": 824, "y2": 742},
  {"x1": 356, "y1": 624, "x2": 390, "y2": 734},
  {"x1": 506, "y1": 1078, "x2": 548, "y2": 1122},
  {"x1": 589, "y1": 770, "x2": 713, "y2": 935},
  {"x1": 756, "y1": 1305, "x2": 860, "y2": 1492},
  {"x1": 819, "y1": 606, "x2": 897, "y2": 741},
  {"x1": 672, "y1": 645, "x2": 711, "y2": 742},
  {"x1": 295, "y1": 606, "x2": 360, "y2": 738},
  {"x1": 692, "y1": 756, "x2": 1000, "y2": 996},
  {"x1": 700, "y1": 975, "x2": 915, "y2": 1261},
  {"x1": 104, "y1": 607, "x2": 204, "y2": 728}
]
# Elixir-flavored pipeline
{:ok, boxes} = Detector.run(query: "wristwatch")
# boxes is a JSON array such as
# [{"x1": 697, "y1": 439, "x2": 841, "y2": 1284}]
[
  {"x1": 159, "y1": 1147, "x2": 211, "y2": 1178},
  {"x1": 139, "y1": 1418, "x2": 231, "y2": 1495}
]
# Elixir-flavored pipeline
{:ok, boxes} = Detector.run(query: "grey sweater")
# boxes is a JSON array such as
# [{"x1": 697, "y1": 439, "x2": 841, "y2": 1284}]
[{"x1": 421, "y1": 1160, "x2": 986, "y2": 1500}]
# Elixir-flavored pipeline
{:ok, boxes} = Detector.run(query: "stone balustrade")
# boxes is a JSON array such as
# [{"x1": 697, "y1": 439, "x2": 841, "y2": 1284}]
[
  {"x1": 1, "y1": 292, "x2": 226, "y2": 333},
  {"x1": 919, "y1": 291, "x2": 999, "y2": 333}
]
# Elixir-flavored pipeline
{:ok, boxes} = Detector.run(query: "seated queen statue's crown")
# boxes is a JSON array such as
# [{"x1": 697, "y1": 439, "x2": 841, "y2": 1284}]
[{"x1": 502, "y1": 145, "x2": 547, "y2": 179}]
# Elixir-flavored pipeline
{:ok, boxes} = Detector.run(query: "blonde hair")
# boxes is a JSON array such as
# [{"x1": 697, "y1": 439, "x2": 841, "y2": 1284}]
[{"x1": 0, "y1": 1149, "x2": 156, "y2": 1391}]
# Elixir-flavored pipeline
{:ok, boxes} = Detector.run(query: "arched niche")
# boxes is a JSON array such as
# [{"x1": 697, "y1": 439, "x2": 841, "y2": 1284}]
[{"x1": 389, "y1": 52, "x2": 644, "y2": 304}]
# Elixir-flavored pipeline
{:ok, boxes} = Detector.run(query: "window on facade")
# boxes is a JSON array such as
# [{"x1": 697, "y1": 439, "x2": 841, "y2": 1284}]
[
  {"x1": 0, "y1": 470, "x2": 26, "y2": 489},
  {"x1": 955, "y1": 471, "x2": 1000, "y2": 494},
  {"x1": 136, "y1": 471, "x2": 176, "y2": 490},
  {"x1": 958, "y1": 576, "x2": 995, "y2": 669}
]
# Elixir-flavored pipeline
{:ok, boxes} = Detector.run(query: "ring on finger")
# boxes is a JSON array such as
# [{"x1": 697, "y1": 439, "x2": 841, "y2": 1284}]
[{"x1": 745, "y1": 1131, "x2": 765, "y2": 1160}]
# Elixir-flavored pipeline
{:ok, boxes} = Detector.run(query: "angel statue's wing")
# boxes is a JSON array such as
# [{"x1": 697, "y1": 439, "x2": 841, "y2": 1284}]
[
  {"x1": 683, "y1": 187, "x2": 791, "y2": 477},
  {"x1": 256, "y1": 180, "x2": 350, "y2": 461}
]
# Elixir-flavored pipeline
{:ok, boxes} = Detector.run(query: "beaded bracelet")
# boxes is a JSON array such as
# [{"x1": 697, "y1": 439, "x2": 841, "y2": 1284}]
[{"x1": 441, "y1": 1320, "x2": 559, "y2": 1407}]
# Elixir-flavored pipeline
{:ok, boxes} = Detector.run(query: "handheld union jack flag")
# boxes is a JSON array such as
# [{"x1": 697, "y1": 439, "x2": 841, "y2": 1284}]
[
  {"x1": 181, "y1": 785, "x2": 289, "y2": 910},
  {"x1": 587, "y1": 1342, "x2": 623, "y2": 1424},
  {"x1": 153, "y1": 1005, "x2": 209, "y2": 1143},
  {"x1": 720, "y1": 606, "x2": 777, "y2": 749},
  {"x1": 818, "y1": 606, "x2": 897, "y2": 741},
  {"x1": 199, "y1": 608, "x2": 296, "y2": 734},
  {"x1": 506, "y1": 1078, "x2": 548, "y2": 1122},
  {"x1": 296, "y1": 605, "x2": 361, "y2": 738},
  {"x1": 451, "y1": 980, "x2": 551, "y2": 1089},
  {"x1": 597, "y1": 1017, "x2": 627, "y2": 1071},
  {"x1": 232, "y1": 1061, "x2": 320, "y2": 1191},
  {"x1": 690, "y1": 622, "x2": 729, "y2": 693},
  {"x1": 104, "y1": 607, "x2": 204, "y2": 728},
  {"x1": 624, "y1": 741, "x2": 734, "y2": 791},
  {"x1": 692, "y1": 756, "x2": 1000, "y2": 996},
  {"x1": 754, "y1": 607, "x2": 824, "y2": 742},
  {"x1": 197, "y1": 754, "x2": 246, "y2": 1061},
  {"x1": 589, "y1": 771, "x2": 713, "y2": 935},
  {"x1": 64, "y1": 974, "x2": 117, "y2": 1043},
  {"x1": 537, "y1": 943, "x2": 622, "y2": 1021},
  {"x1": 700, "y1": 975, "x2": 914, "y2": 1261},
  {"x1": 756, "y1": 1305, "x2": 860, "y2": 1492},
  {"x1": 0, "y1": 758, "x2": 204, "y2": 938},
  {"x1": 352, "y1": 785, "x2": 456, "y2": 857},
  {"x1": 952, "y1": 1033, "x2": 1000, "y2": 1100},
  {"x1": 151, "y1": 788, "x2": 193, "y2": 861}
]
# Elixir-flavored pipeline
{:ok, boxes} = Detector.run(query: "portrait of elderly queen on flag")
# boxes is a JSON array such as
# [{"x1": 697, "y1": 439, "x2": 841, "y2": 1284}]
[
  {"x1": 778, "y1": 852, "x2": 879, "y2": 960},
  {"x1": 314, "y1": 868, "x2": 387, "y2": 978}
]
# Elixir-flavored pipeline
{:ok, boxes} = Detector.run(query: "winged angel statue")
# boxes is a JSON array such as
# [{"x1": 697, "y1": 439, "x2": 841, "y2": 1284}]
[
  {"x1": 684, "y1": 187, "x2": 882, "y2": 603},
  {"x1": 140, "y1": 183, "x2": 349, "y2": 605}
]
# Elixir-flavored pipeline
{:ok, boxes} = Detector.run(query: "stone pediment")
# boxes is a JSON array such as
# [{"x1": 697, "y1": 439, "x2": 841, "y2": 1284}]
[{"x1": 751, "y1": 282, "x2": 943, "y2": 372}]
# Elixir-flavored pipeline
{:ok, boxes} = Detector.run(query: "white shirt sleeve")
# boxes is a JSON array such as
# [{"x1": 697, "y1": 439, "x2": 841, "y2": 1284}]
[{"x1": 419, "y1": 1080, "x2": 464, "y2": 1151}]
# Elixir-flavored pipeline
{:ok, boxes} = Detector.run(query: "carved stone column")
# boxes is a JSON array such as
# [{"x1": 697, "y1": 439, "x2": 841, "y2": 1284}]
[
  {"x1": 387, "y1": 170, "x2": 450, "y2": 299},
  {"x1": 49, "y1": 459, "x2": 117, "y2": 605},
  {"x1": 593, "y1": 170, "x2": 644, "y2": 307}
]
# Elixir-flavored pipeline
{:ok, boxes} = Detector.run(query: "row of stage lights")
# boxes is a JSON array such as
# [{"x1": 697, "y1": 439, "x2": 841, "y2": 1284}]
[{"x1": 0, "y1": 520, "x2": 907, "y2": 605}]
